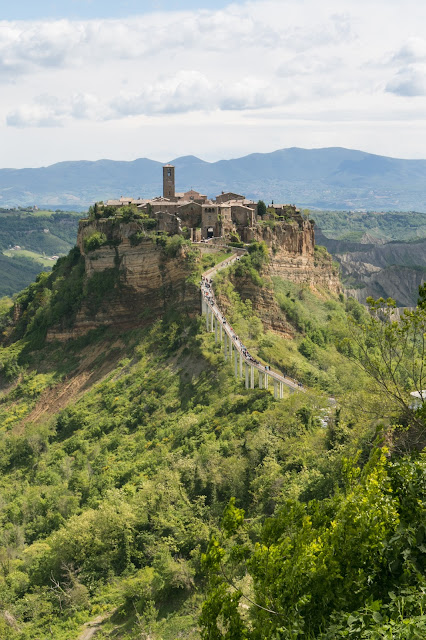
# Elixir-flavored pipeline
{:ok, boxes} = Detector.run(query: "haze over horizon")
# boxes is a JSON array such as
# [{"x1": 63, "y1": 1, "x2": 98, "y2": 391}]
[{"x1": 2, "y1": 0, "x2": 426, "y2": 168}]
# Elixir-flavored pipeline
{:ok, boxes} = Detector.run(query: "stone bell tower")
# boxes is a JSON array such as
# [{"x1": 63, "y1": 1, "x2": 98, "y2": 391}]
[{"x1": 163, "y1": 164, "x2": 175, "y2": 199}]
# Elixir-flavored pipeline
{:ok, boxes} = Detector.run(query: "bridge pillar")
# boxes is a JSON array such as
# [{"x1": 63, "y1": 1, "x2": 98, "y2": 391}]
[
  {"x1": 265, "y1": 373, "x2": 268, "y2": 388},
  {"x1": 279, "y1": 382, "x2": 284, "y2": 399},
  {"x1": 214, "y1": 316, "x2": 218, "y2": 343},
  {"x1": 239, "y1": 352, "x2": 243, "y2": 378},
  {"x1": 220, "y1": 323, "x2": 223, "y2": 341},
  {"x1": 273, "y1": 379, "x2": 278, "y2": 399},
  {"x1": 224, "y1": 333, "x2": 228, "y2": 360},
  {"x1": 234, "y1": 349, "x2": 238, "y2": 378},
  {"x1": 250, "y1": 366, "x2": 255, "y2": 389},
  {"x1": 259, "y1": 372, "x2": 263, "y2": 389},
  {"x1": 205, "y1": 306, "x2": 210, "y2": 331},
  {"x1": 210, "y1": 309, "x2": 214, "y2": 332},
  {"x1": 229, "y1": 334, "x2": 233, "y2": 358},
  {"x1": 245, "y1": 363, "x2": 249, "y2": 389}
]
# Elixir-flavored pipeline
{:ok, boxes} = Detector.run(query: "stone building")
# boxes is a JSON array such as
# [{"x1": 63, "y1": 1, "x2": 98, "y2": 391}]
[{"x1": 103, "y1": 164, "x2": 300, "y2": 241}]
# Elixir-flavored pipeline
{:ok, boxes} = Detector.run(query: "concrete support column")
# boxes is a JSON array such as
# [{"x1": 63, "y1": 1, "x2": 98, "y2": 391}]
[
  {"x1": 210, "y1": 309, "x2": 214, "y2": 332},
  {"x1": 234, "y1": 350, "x2": 238, "y2": 378},
  {"x1": 214, "y1": 316, "x2": 218, "y2": 343},
  {"x1": 245, "y1": 363, "x2": 249, "y2": 389},
  {"x1": 220, "y1": 323, "x2": 223, "y2": 341},
  {"x1": 229, "y1": 334, "x2": 233, "y2": 358},
  {"x1": 250, "y1": 366, "x2": 255, "y2": 389},
  {"x1": 259, "y1": 372, "x2": 263, "y2": 389},
  {"x1": 265, "y1": 373, "x2": 268, "y2": 388},
  {"x1": 239, "y1": 352, "x2": 243, "y2": 378},
  {"x1": 279, "y1": 382, "x2": 284, "y2": 399},
  {"x1": 273, "y1": 379, "x2": 278, "y2": 399},
  {"x1": 224, "y1": 333, "x2": 228, "y2": 360},
  {"x1": 205, "y1": 306, "x2": 209, "y2": 331}
]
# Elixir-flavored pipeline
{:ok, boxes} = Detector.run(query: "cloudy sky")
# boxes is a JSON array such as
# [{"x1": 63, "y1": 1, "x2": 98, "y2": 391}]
[{"x1": 2, "y1": 0, "x2": 426, "y2": 167}]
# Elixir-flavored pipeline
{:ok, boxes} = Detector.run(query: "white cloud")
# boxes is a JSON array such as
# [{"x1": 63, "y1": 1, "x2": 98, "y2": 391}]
[
  {"x1": 108, "y1": 71, "x2": 281, "y2": 117},
  {"x1": 386, "y1": 66, "x2": 426, "y2": 97},
  {"x1": 6, "y1": 93, "x2": 104, "y2": 127},
  {"x1": 3, "y1": 0, "x2": 426, "y2": 165},
  {"x1": 6, "y1": 71, "x2": 283, "y2": 126},
  {"x1": 0, "y1": 8, "x2": 281, "y2": 80},
  {"x1": 392, "y1": 37, "x2": 426, "y2": 63}
]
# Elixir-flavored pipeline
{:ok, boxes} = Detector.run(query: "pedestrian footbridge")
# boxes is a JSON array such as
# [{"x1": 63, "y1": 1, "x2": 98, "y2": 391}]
[{"x1": 200, "y1": 250, "x2": 303, "y2": 398}]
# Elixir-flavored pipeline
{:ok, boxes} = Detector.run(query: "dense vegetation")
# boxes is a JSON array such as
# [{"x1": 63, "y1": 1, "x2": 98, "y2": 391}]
[{"x1": 0, "y1": 242, "x2": 424, "y2": 639}]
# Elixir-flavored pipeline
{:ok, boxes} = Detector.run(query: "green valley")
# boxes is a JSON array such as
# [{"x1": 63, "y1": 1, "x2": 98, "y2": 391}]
[{"x1": 0, "y1": 208, "x2": 81, "y2": 297}]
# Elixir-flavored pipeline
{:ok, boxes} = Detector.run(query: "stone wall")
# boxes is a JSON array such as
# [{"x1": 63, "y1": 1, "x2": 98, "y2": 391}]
[{"x1": 156, "y1": 211, "x2": 181, "y2": 235}]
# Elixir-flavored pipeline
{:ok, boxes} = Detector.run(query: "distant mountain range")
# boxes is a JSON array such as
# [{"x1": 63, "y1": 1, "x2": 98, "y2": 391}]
[{"x1": 2, "y1": 147, "x2": 426, "y2": 211}]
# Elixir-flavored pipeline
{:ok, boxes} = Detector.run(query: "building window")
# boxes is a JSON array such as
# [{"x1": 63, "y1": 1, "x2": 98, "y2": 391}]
[{"x1": 167, "y1": 169, "x2": 171, "y2": 177}]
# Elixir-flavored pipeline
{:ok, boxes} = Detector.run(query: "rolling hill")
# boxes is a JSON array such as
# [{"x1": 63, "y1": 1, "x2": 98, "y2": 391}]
[{"x1": 3, "y1": 147, "x2": 426, "y2": 210}]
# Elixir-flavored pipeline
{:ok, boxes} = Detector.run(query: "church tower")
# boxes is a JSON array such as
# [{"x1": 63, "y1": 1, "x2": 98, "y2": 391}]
[{"x1": 163, "y1": 164, "x2": 175, "y2": 199}]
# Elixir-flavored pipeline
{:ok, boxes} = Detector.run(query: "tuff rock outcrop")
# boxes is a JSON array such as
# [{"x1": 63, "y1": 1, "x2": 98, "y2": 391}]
[
  {"x1": 47, "y1": 215, "x2": 340, "y2": 341},
  {"x1": 47, "y1": 219, "x2": 199, "y2": 340}
]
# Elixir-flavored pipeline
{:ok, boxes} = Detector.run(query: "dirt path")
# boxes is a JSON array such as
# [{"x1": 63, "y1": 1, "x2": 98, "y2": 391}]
[{"x1": 77, "y1": 612, "x2": 111, "y2": 640}]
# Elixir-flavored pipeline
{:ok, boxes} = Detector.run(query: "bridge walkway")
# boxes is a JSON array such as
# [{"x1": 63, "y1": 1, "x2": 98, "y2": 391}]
[{"x1": 199, "y1": 248, "x2": 304, "y2": 398}]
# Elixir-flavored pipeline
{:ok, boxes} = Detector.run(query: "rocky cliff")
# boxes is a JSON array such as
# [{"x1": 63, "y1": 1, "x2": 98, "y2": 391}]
[
  {"x1": 227, "y1": 220, "x2": 341, "y2": 337},
  {"x1": 47, "y1": 216, "x2": 341, "y2": 341},
  {"x1": 317, "y1": 230, "x2": 426, "y2": 306},
  {"x1": 242, "y1": 219, "x2": 341, "y2": 292},
  {"x1": 47, "y1": 219, "x2": 199, "y2": 340}
]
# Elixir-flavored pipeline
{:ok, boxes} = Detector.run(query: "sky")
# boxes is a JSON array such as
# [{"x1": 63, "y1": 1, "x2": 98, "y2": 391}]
[{"x1": 2, "y1": 0, "x2": 426, "y2": 167}]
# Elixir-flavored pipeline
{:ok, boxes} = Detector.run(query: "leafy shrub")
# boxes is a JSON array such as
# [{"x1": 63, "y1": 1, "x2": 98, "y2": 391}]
[
  {"x1": 84, "y1": 268, "x2": 118, "y2": 315},
  {"x1": 156, "y1": 234, "x2": 189, "y2": 258},
  {"x1": 84, "y1": 232, "x2": 107, "y2": 252},
  {"x1": 129, "y1": 231, "x2": 146, "y2": 246},
  {"x1": 299, "y1": 337, "x2": 316, "y2": 359},
  {"x1": 143, "y1": 218, "x2": 158, "y2": 230}
]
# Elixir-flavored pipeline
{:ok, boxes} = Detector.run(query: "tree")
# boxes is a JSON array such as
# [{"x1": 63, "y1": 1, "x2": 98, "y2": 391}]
[
  {"x1": 257, "y1": 200, "x2": 266, "y2": 217},
  {"x1": 349, "y1": 291, "x2": 426, "y2": 448}
]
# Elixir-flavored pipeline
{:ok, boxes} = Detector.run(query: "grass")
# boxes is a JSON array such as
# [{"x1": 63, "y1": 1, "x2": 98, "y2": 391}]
[
  {"x1": 187, "y1": 250, "x2": 233, "y2": 284},
  {"x1": 3, "y1": 248, "x2": 58, "y2": 267}
]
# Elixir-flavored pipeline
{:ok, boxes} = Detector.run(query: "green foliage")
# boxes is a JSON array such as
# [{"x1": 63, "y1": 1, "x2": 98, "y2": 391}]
[
  {"x1": 348, "y1": 295, "x2": 426, "y2": 446},
  {"x1": 1, "y1": 241, "x2": 426, "y2": 639},
  {"x1": 229, "y1": 243, "x2": 268, "y2": 287},
  {"x1": 118, "y1": 205, "x2": 139, "y2": 221},
  {"x1": 201, "y1": 449, "x2": 426, "y2": 639},
  {"x1": 84, "y1": 231, "x2": 107, "y2": 252},
  {"x1": 7, "y1": 246, "x2": 85, "y2": 348},
  {"x1": 257, "y1": 200, "x2": 267, "y2": 217},
  {"x1": 129, "y1": 230, "x2": 146, "y2": 245},
  {"x1": 84, "y1": 268, "x2": 119, "y2": 315},
  {"x1": 156, "y1": 234, "x2": 190, "y2": 258}
]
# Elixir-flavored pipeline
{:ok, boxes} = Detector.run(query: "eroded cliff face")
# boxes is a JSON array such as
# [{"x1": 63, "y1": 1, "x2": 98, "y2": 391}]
[
  {"x1": 228, "y1": 220, "x2": 341, "y2": 336},
  {"x1": 47, "y1": 219, "x2": 199, "y2": 340},
  {"x1": 242, "y1": 219, "x2": 340, "y2": 292}
]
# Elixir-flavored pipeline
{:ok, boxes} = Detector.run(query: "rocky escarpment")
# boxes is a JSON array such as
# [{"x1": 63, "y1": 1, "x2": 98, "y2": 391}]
[
  {"x1": 317, "y1": 230, "x2": 426, "y2": 306},
  {"x1": 226, "y1": 221, "x2": 341, "y2": 337},
  {"x1": 47, "y1": 219, "x2": 199, "y2": 340},
  {"x1": 243, "y1": 219, "x2": 341, "y2": 293}
]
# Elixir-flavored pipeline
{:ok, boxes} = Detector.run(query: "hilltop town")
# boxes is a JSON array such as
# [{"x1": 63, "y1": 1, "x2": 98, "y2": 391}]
[{"x1": 98, "y1": 164, "x2": 305, "y2": 243}]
